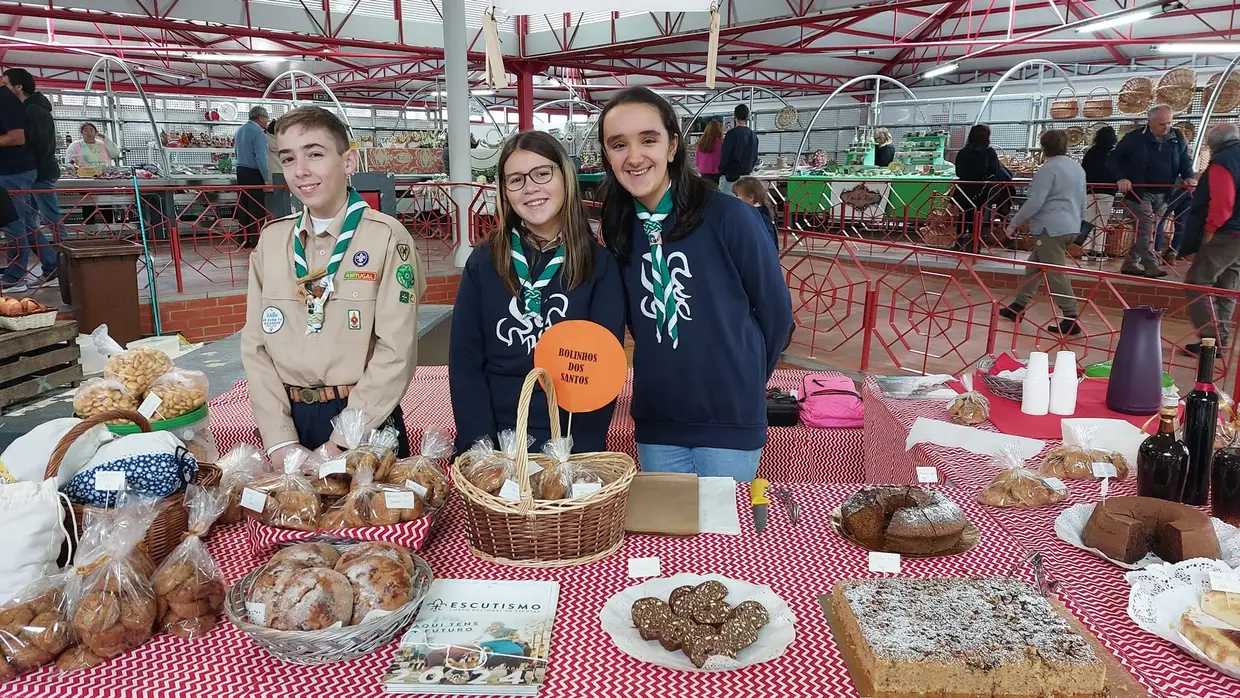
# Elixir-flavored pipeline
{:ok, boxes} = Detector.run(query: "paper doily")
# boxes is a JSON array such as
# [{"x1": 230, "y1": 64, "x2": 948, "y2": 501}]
[
  {"x1": 598, "y1": 573, "x2": 796, "y2": 672},
  {"x1": 1055, "y1": 503, "x2": 1240, "y2": 569},
  {"x1": 1126, "y1": 558, "x2": 1240, "y2": 678}
]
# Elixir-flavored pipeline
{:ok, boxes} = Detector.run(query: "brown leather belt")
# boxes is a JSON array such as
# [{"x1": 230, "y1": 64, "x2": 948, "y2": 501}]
[{"x1": 286, "y1": 384, "x2": 355, "y2": 404}]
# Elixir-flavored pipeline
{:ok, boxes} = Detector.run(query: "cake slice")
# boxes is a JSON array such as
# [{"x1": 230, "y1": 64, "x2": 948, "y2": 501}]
[
  {"x1": 1180, "y1": 609, "x2": 1240, "y2": 670},
  {"x1": 1201, "y1": 590, "x2": 1240, "y2": 630}
]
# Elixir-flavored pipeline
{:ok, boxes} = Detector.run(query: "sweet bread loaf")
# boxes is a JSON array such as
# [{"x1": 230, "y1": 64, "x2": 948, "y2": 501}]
[
  {"x1": 268, "y1": 568, "x2": 354, "y2": 631},
  {"x1": 335, "y1": 541, "x2": 415, "y2": 576},
  {"x1": 338, "y1": 556, "x2": 414, "y2": 625}
]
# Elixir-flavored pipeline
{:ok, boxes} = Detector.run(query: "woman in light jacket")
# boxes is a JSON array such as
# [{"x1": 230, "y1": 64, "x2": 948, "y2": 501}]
[{"x1": 998, "y1": 129, "x2": 1087, "y2": 336}]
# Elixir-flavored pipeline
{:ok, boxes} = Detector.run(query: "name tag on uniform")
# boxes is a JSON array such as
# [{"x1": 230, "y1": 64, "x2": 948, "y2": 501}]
[{"x1": 343, "y1": 271, "x2": 376, "y2": 281}]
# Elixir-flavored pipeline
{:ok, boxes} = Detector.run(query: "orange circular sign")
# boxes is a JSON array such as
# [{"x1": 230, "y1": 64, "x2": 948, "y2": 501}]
[{"x1": 533, "y1": 320, "x2": 627, "y2": 414}]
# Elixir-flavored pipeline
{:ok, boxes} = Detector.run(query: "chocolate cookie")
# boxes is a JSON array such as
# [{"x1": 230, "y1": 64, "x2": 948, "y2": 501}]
[
  {"x1": 656, "y1": 615, "x2": 693, "y2": 652},
  {"x1": 730, "y1": 600, "x2": 769, "y2": 629},
  {"x1": 630, "y1": 597, "x2": 670, "y2": 628},
  {"x1": 680, "y1": 626, "x2": 721, "y2": 668},
  {"x1": 692, "y1": 600, "x2": 733, "y2": 627},
  {"x1": 668, "y1": 585, "x2": 696, "y2": 608},
  {"x1": 694, "y1": 580, "x2": 729, "y2": 603},
  {"x1": 670, "y1": 591, "x2": 708, "y2": 619},
  {"x1": 717, "y1": 618, "x2": 759, "y2": 654}
]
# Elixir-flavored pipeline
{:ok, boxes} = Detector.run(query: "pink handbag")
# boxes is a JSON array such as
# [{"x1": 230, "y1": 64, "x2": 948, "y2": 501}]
[{"x1": 799, "y1": 374, "x2": 864, "y2": 428}]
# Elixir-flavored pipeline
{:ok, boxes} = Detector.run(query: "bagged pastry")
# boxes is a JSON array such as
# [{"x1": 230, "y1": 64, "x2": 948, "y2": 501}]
[
  {"x1": 147, "y1": 369, "x2": 209, "y2": 421},
  {"x1": 215, "y1": 444, "x2": 268, "y2": 525},
  {"x1": 382, "y1": 429, "x2": 451, "y2": 508},
  {"x1": 350, "y1": 427, "x2": 401, "y2": 482},
  {"x1": 151, "y1": 485, "x2": 227, "y2": 638},
  {"x1": 464, "y1": 431, "x2": 533, "y2": 498},
  {"x1": 72, "y1": 378, "x2": 139, "y2": 422},
  {"x1": 1045, "y1": 423, "x2": 1130, "y2": 480},
  {"x1": 531, "y1": 437, "x2": 603, "y2": 500},
  {"x1": 321, "y1": 464, "x2": 423, "y2": 529},
  {"x1": 947, "y1": 374, "x2": 990, "y2": 426},
  {"x1": 74, "y1": 496, "x2": 161, "y2": 581},
  {"x1": 0, "y1": 573, "x2": 73, "y2": 680},
  {"x1": 1217, "y1": 392, "x2": 1237, "y2": 450},
  {"x1": 978, "y1": 444, "x2": 1068, "y2": 508},
  {"x1": 104, "y1": 346, "x2": 173, "y2": 397},
  {"x1": 241, "y1": 448, "x2": 321, "y2": 531}
]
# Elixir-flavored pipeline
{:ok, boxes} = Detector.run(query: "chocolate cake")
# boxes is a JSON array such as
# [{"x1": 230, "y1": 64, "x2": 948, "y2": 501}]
[
  {"x1": 1080, "y1": 496, "x2": 1221, "y2": 564},
  {"x1": 840, "y1": 485, "x2": 968, "y2": 555}
]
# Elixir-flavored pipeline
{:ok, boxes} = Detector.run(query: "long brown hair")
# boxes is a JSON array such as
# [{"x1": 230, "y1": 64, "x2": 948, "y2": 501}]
[
  {"x1": 697, "y1": 120, "x2": 723, "y2": 153},
  {"x1": 491, "y1": 130, "x2": 594, "y2": 298}
]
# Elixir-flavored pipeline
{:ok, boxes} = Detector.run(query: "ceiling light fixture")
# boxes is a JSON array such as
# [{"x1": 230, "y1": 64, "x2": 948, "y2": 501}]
[
  {"x1": 1075, "y1": 9, "x2": 1155, "y2": 33},
  {"x1": 1154, "y1": 42, "x2": 1240, "y2": 54},
  {"x1": 922, "y1": 63, "x2": 959, "y2": 79}
]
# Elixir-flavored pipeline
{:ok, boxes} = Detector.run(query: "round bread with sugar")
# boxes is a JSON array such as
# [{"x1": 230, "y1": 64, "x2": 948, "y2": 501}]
[
  {"x1": 268, "y1": 568, "x2": 353, "y2": 631},
  {"x1": 338, "y1": 556, "x2": 414, "y2": 625},
  {"x1": 334, "y1": 541, "x2": 415, "y2": 576},
  {"x1": 271, "y1": 542, "x2": 341, "y2": 569}
]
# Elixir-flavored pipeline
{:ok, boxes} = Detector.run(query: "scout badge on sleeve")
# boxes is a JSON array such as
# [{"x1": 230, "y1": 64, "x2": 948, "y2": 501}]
[{"x1": 291, "y1": 188, "x2": 369, "y2": 334}]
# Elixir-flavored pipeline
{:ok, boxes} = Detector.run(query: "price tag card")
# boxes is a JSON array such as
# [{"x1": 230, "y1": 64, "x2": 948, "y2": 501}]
[
  {"x1": 240, "y1": 487, "x2": 267, "y2": 513},
  {"x1": 244, "y1": 602, "x2": 266, "y2": 625},
  {"x1": 362, "y1": 609, "x2": 394, "y2": 623},
  {"x1": 868, "y1": 551, "x2": 902, "y2": 574},
  {"x1": 1100, "y1": 477, "x2": 1110, "y2": 499},
  {"x1": 572, "y1": 482, "x2": 603, "y2": 498},
  {"x1": 526, "y1": 463, "x2": 544, "y2": 477},
  {"x1": 137, "y1": 393, "x2": 163, "y2": 419},
  {"x1": 94, "y1": 471, "x2": 126, "y2": 492},
  {"x1": 916, "y1": 467, "x2": 939, "y2": 484},
  {"x1": 1210, "y1": 571, "x2": 1240, "y2": 594},
  {"x1": 499, "y1": 480, "x2": 522, "y2": 502},
  {"x1": 1043, "y1": 477, "x2": 1068, "y2": 494},
  {"x1": 319, "y1": 459, "x2": 348, "y2": 478},
  {"x1": 627, "y1": 557, "x2": 661, "y2": 579},
  {"x1": 384, "y1": 491, "x2": 419, "y2": 509},
  {"x1": 405, "y1": 480, "x2": 429, "y2": 498},
  {"x1": 1091, "y1": 462, "x2": 1118, "y2": 479}
]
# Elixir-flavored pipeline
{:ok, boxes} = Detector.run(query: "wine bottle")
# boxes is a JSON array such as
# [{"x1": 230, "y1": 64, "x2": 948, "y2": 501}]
[
  {"x1": 1138, "y1": 405, "x2": 1190, "y2": 501},
  {"x1": 1182, "y1": 338, "x2": 1219, "y2": 505},
  {"x1": 1213, "y1": 412, "x2": 1240, "y2": 526}
]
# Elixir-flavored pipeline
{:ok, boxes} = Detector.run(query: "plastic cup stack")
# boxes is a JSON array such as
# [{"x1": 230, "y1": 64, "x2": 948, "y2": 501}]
[
  {"x1": 1049, "y1": 350, "x2": 1079, "y2": 416},
  {"x1": 1022, "y1": 351, "x2": 1051, "y2": 416}
]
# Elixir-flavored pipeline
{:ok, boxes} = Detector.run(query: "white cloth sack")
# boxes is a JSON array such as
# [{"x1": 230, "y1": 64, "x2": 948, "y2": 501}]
[
  {"x1": 0, "y1": 479, "x2": 69, "y2": 604},
  {"x1": 0, "y1": 418, "x2": 114, "y2": 487}
]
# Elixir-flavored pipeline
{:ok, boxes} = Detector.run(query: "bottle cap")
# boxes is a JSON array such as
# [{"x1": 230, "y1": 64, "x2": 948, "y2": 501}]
[
  {"x1": 1202, "y1": 338, "x2": 1216, "y2": 348},
  {"x1": 1160, "y1": 405, "x2": 1180, "y2": 417}
]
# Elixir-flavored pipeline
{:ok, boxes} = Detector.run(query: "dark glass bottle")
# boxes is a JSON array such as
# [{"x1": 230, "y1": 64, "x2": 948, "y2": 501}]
[
  {"x1": 1182, "y1": 338, "x2": 1219, "y2": 505},
  {"x1": 1138, "y1": 406, "x2": 1190, "y2": 501},
  {"x1": 1213, "y1": 422, "x2": 1240, "y2": 525}
]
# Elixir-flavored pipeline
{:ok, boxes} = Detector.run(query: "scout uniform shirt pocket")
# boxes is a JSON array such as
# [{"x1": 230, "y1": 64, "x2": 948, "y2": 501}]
[{"x1": 336, "y1": 277, "x2": 379, "y2": 333}]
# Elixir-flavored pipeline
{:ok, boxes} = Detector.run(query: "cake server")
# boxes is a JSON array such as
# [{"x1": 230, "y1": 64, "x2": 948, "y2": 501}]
[{"x1": 750, "y1": 479, "x2": 770, "y2": 532}]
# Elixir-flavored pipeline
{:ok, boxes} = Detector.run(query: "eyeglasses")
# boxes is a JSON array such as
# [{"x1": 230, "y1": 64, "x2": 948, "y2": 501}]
[{"x1": 503, "y1": 164, "x2": 558, "y2": 191}]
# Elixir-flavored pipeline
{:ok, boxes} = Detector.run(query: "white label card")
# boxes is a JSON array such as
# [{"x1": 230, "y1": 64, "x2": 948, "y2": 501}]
[
  {"x1": 571, "y1": 482, "x2": 602, "y2": 498},
  {"x1": 868, "y1": 551, "x2": 902, "y2": 574},
  {"x1": 1100, "y1": 477, "x2": 1110, "y2": 499},
  {"x1": 405, "y1": 480, "x2": 429, "y2": 498},
  {"x1": 499, "y1": 479, "x2": 522, "y2": 502},
  {"x1": 94, "y1": 470, "x2": 126, "y2": 492},
  {"x1": 1210, "y1": 571, "x2": 1240, "y2": 594},
  {"x1": 137, "y1": 393, "x2": 163, "y2": 419},
  {"x1": 244, "y1": 602, "x2": 266, "y2": 625},
  {"x1": 240, "y1": 487, "x2": 267, "y2": 513},
  {"x1": 319, "y1": 459, "x2": 347, "y2": 478},
  {"x1": 916, "y1": 467, "x2": 939, "y2": 484},
  {"x1": 627, "y1": 557, "x2": 661, "y2": 578},
  {"x1": 1091, "y1": 462, "x2": 1118, "y2": 479},
  {"x1": 1044, "y1": 477, "x2": 1068, "y2": 494},
  {"x1": 526, "y1": 463, "x2": 544, "y2": 477},
  {"x1": 384, "y1": 491, "x2": 419, "y2": 509},
  {"x1": 362, "y1": 609, "x2": 394, "y2": 624}
]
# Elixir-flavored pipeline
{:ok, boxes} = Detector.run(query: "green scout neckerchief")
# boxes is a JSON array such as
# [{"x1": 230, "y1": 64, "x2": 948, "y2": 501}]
[
  {"x1": 634, "y1": 186, "x2": 678, "y2": 348},
  {"x1": 292, "y1": 187, "x2": 367, "y2": 334},
  {"x1": 509, "y1": 228, "x2": 565, "y2": 316}
]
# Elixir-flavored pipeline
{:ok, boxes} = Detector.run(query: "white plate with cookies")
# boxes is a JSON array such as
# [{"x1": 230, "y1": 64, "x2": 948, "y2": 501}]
[{"x1": 599, "y1": 573, "x2": 796, "y2": 672}]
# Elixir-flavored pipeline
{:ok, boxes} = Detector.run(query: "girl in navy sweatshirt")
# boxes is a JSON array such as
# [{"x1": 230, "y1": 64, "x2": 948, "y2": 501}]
[
  {"x1": 597, "y1": 88, "x2": 793, "y2": 481},
  {"x1": 449, "y1": 131, "x2": 625, "y2": 455}
]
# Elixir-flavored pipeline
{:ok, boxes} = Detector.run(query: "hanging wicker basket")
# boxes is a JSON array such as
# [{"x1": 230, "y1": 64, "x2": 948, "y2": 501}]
[
  {"x1": 1065, "y1": 126, "x2": 1086, "y2": 148},
  {"x1": 1174, "y1": 120, "x2": 1196, "y2": 145},
  {"x1": 1118, "y1": 122, "x2": 1142, "y2": 138},
  {"x1": 450, "y1": 368, "x2": 636, "y2": 567},
  {"x1": 1203, "y1": 72, "x2": 1240, "y2": 114},
  {"x1": 1105, "y1": 220, "x2": 1136, "y2": 258},
  {"x1": 1083, "y1": 87, "x2": 1114, "y2": 119},
  {"x1": 1049, "y1": 88, "x2": 1079, "y2": 120},
  {"x1": 1118, "y1": 77, "x2": 1155, "y2": 115},
  {"x1": 1156, "y1": 68, "x2": 1197, "y2": 113}
]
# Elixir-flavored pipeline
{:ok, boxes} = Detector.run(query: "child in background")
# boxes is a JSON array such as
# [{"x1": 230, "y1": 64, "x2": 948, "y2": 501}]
[{"x1": 733, "y1": 177, "x2": 777, "y2": 248}]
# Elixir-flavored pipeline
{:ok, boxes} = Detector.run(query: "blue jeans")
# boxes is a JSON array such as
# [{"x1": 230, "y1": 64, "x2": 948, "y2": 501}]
[
  {"x1": 29, "y1": 180, "x2": 61, "y2": 272},
  {"x1": 637, "y1": 443, "x2": 763, "y2": 482},
  {"x1": 0, "y1": 169, "x2": 52, "y2": 283}
]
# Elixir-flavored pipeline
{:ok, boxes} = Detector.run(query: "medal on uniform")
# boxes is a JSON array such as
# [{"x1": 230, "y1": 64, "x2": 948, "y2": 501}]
[{"x1": 291, "y1": 188, "x2": 369, "y2": 334}]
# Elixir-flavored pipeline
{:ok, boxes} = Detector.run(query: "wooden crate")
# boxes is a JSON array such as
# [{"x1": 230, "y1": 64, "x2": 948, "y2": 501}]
[{"x1": 0, "y1": 320, "x2": 82, "y2": 411}]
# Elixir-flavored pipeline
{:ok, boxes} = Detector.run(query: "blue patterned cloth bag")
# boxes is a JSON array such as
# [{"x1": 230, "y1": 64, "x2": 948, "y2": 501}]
[{"x1": 62, "y1": 431, "x2": 198, "y2": 507}]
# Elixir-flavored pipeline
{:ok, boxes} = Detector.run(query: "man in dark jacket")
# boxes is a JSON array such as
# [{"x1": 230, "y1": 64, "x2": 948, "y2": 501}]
[
  {"x1": 1183, "y1": 123, "x2": 1240, "y2": 356},
  {"x1": 718, "y1": 104, "x2": 758, "y2": 196},
  {"x1": 2, "y1": 68, "x2": 58, "y2": 286},
  {"x1": 1109, "y1": 104, "x2": 1196, "y2": 278}
]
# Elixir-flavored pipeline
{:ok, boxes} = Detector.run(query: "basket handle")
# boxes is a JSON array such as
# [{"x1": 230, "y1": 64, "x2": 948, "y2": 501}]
[
  {"x1": 1087, "y1": 86, "x2": 1112, "y2": 98},
  {"x1": 511, "y1": 368, "x2": 560, "y2": 511},
  {"x1": 45, "y1": 410, "x2": 152, "y2": 481},
  {"x1": 1054, "y1": 87, "x2": 1077, "y2": 100}
]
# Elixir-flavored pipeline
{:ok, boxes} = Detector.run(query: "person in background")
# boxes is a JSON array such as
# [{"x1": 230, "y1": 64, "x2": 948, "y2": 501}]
[
  {"x1": 449, "y1": 130, "x2": 624, "y2": 455},
  {"x1": 998, "y1": 130, "x2": 1087, "y2": 336},
  {"x1": 732, "y1": 176, "x2": 777, "y2": 248},
  {"x1": 1080, "y1": 126, "x2": 1118, "y2": 258},
  {"x1": 694, "y1": 119, "x2": 723, "y2": 185},
  {"x1": 64, "y1": 122, "x2": 119, "y2": 168},
  {"x1": 1109, "y1": 104, "x2": 1195, "y2": 278},
  {"x1": 266, "y1": 117, "x2": 281, "y2": 181},
  {"x1": 1156, "y1": 192, "x2": 1192, "y2": 264},
  {"x1": 0, "y1": 75, "x2": 38, "y2": 294},
  {"x1": 873, "y1": 128, "x2": 895, "y2": 167},
  {"x1": 241, "y1": 106, "x2": 423, "y2": 465},
  {"x1": 234, "y1": 105, "x2": 271, "y2": 248},
  {"x1": 1182, "y1": 123, "x2": 1240, "y2": 357},
  {"x1": 952, "y1": 124, "x2": 1013, "y2": 250},
  {"x1": 597, "y1": 87, "x2": 792, "y2": 481},
  {"x1": 2, "y1": 68, "x2": 58, "y2": 288},
  {"x1": 718, "y1": 104, "x2": 759, "y2": 196}
]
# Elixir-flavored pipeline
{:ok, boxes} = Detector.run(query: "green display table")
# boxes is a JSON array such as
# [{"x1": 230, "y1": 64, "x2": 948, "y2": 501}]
[{"x1": 785, "y1": 174, "x2": 953, "y2": 218}]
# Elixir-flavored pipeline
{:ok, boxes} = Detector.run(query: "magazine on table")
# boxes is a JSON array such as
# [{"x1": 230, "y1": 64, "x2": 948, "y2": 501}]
[{"x1": 381, "y1": 579, "x2": 560, "y2": 695}]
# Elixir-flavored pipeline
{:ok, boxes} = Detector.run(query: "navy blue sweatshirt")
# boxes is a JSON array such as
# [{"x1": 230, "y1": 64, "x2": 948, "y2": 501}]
[
  {"x1": 449, "y1": 240, "x2": 626, "y2": 455},
  {"x1": 620, "y1": 191, "x2": 793, "y2": 451}
]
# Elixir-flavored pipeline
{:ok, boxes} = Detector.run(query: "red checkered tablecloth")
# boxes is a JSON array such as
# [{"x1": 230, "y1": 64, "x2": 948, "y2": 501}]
[
  {"x1": 860, "y1": 377, "x2": 1240, "y2": 698},
  {"x1": 4, "y1": 484, "x2": 1082, "y2": 698},
  {"x1": 209, "y1": 367, "x2": 864, "y2": 484}
]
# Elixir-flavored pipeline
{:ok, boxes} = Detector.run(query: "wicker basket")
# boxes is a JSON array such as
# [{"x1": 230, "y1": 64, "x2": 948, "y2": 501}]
[
  {"x1": 0, "y1": 310, "x2": 57, "y2": 331},
  {"x1": 47, "y1": 409, "x2": 222, "y2": 566},
  {"x1": 1105, "y1": 220, "x2": 1136, "y2": 258},
  {"x1": 1049, "y1": 88, "x2": 1079, "y2": 120},
  {"x1": 450, "y1": 368, "x2": 636, "y2": 567},
  {"x1": 1174, "y1": 120, "x2": 1196, "y2": 145},
  {"x1": 1156, "y1": 68, "x2": 1197, "y2": 113},
  {"x1": 1118, "y1": 77, "x2": 1155, "y2": 115},
  {"x1": 1204, "y1": 72, "x2": 1240, "y2": 114},
  {"x1": 224, "y1": 538, "x2": 434, "y2": 664},
  {"x1": 977, "y1": 358, "x2": 1024, "y2": 402},
  {"x1": 1064, "y1": 126, "x2": 1086, "y2": 148},
  {"x1": 1083, "y1": 87, "x2": 1114, "y2": 119}
]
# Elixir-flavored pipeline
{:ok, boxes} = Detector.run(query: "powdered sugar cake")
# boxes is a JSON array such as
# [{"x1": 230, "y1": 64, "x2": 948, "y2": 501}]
[{"x1": 831, "y1": 577, "x2": 1105, "y2": 697}]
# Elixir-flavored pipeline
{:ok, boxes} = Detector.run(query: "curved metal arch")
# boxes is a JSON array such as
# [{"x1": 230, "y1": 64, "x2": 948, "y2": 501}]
[
  {"x1": 262, "y1": 70, "x2": 353, "y2": 129},
  {"x1": 1194, "y1": 54, "x2": 1240, "y2": 167},
  {"x1": 84, "y1": 57, "x2": 170, "y2": 175},
  {"x1": 973, "y1": 59, "x2": 1077, "y2": 126},
  {"x1": 395, "y1": 83, "x2": 444, "y2": 130},
  {"x1": 687, "y1": 86, "x2": 795, "y2": 131},
  {"x1": 532, "y1": 98, "x2": 602, "y2": 118},
  {"x1": 395, "y1": 88, "x2": 508, "y2": 146},
  {"x1": 794, "y1": 75, "x2": 917, "y2": 171}
]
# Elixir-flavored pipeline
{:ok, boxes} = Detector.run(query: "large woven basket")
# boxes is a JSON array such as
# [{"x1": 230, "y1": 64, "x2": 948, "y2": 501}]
[
  {"x1": 1174, "y1": 120, "x2": 1196, "y2": 145},
  {"x1": 1204, "y1": 72, "x2": 1240, "y2": 113},
  {"x1": 224, "y1": 538, "x2": 434, "y2": 664},
  {"x1": 47, "y1": 409, "x2": 221, "y2": 566},
  {"x1": 1083, "y1": 87, "x2": 1114, "y2": 119},
  {"x1": 1118, "y1": 77, "x2": 1155, "y2": 115},
  {"x1": 0, "y1": 310, "x2": 57, "y2": 331},
  {"x1": 1105, "y1": 220, "x2": 1136, "y2": 258},
  {"x1": 977, "y1": 358, "x2": 1023, "y2": 402},
  {"x1": 450, "y1": 368, "x2": 636, "y2": 567},
  {"x1": 1049, "y1": 88, "x2": 1079, "y2": 120},
  {"x1": 1156, "y1": 67, "x2": 1197, "y2": 113}
]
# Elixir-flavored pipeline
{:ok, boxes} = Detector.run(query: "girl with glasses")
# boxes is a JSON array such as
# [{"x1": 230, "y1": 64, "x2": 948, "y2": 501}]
[
  {"x1": 597, "y1": 87, "x2": 792, "y2": 482},
  {"x1": 449, "y1": 130, "x2": 625, "y2": 455}
]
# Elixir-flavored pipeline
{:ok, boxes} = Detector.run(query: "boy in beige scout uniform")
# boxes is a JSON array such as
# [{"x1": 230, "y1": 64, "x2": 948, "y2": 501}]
[{"x1": 241, "y1": 106, "x2": 425, "y2": 465}]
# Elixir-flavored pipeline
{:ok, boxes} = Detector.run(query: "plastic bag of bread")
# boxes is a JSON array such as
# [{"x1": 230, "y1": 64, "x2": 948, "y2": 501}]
[
  {"x1": 240, "y1": 448, "x2": 321, "y2": 531},
  {"x1": 1217, "y1": 391, "x2": 1237, "y2": 450},
  {"x1": 147, "y1": 369, "x2": 209, "y2": 421},
  {"x1": 978, "y1": 444, "x2": 1068, "y2": 508},
  {"x1": 321, "y1": 464, "x2": 424, "y2": 529},
  {"x1": 151, "y1": 485, "x2": 227, "y2": 639},
  {"x1": 216, "y1": 444, "x2": 268, "y2": 524},
  {"x1": 1044, "y1": 423, "x2": 1130, "y2": 480},
  {"x1": 104, "y1": 346, "x2": 173, "y2": 397},
  {"x1": 74, "y1": 495, "x2": 161, "y2": 580},
  {"x1": 0, "y1": 573, "x2": 73, "y2": 681},
  {"x1": 66, "y1": 498, "x2": 159, "y2": 660},
  {"x1": 947, "y1": 374, "x2": 990, "y2": 426},
  {"x1": 381, "y1": 428, "x2": 450, "y2": 508},
  {"x1": 351, "y1": 427, "x2": 401, "y2": 482},
  {"x1": 531, "y1": 437, "x2": 604, "y2": 500},
  {"x1": 72, "y1": 377, "x2": 139, "y2": 421},
  {"x1": 463, "y1": 431, "x2": 533, "y2": 498},
  {"x1": 309, "y1": 409, "x2": 369, "y2": 497}
]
